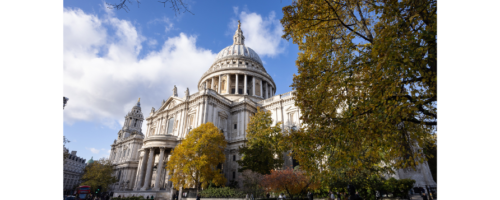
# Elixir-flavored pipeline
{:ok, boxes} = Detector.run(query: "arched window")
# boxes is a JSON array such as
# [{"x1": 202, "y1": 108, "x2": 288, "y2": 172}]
[
  {"x1": 134, "y1": 119, "x2": 137, "y2": 127},
  {"x1": 221, "y1": 80, "x2": 226, "y2": 90}
]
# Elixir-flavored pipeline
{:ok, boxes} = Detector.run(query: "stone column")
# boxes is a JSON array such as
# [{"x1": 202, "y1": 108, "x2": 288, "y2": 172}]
[
  {"x1": 153, "y1": 147, "x2": 166, "y2": 191},
  {"x1": 252, "y1": 76, "x2": 255, "y2": 97},
  {"x1": 235, "y1": 74, "x2": 239, "y2": 94},
  {"x1": 135, "y1": 149, "x2": 149, "y2": 190},
  {"x1": 260, "y1": 79, "x2": 264, "y2": 98},
  {"x1": 213, "y1": 105, "x2": 217, "y2": 126},
  {"x1": 218, "y1": 75, "x2": 222, "y2": 93},
  {"x1": 141, "y1": 148, "x2": 155, "y2": 190},
  {"x1": 264, "y1": 82, "x2": 267, "y2": 99},
  {"x1": 226, "y1": 74, "x2": 230, "y2": 94},
  {"x1": 155, "y1": 120, "x2": 159, "y2": 135},
  {"x1": 238, "y1": 111, "x2": 242, "y2": 136},
  {"x1": 268, "y1": 85, "x2": 272, "y2": 97},
  {"x1": 211, "y1": 77, "x2": 215, "y2": 90},
  {"x1": 244, "y1": 75, "x2": 247, "y2": 95}
]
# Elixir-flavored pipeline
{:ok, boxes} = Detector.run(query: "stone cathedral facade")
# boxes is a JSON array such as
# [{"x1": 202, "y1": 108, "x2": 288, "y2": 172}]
[{"x1": 108, "y1": 23, "x2": 435, "y2": 199}]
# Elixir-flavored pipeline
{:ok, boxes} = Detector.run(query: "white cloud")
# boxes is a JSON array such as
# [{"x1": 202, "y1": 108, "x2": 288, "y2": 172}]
[
  {"x1": 64, "y1": 8, "x2": 216, "y2": 132},
  {"x1": 233, "y1": 6, "x2": 239, "y2": 15},
  {"x1": 89, "y1": 148, "x2": 100, "y2": 154},
  {"x1": 231, "y1": 10, "x2": 285, "y2": 57},
  {"x1": 148, "y1": 39, "x2": 158, "y2": 47},
  {"x1": 148, "y1": 16, "x2": 174, "y2": 33}
]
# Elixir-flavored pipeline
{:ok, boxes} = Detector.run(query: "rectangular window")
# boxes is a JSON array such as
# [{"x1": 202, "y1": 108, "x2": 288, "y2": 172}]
[
  {"x1": 234, "y1": 124, "x2": 237, "y2": 129},
  {"x1": 238, "y1": 89, "x2": 243, "y2": 94},
  {"x1": 167, "y1": 118, "x2": 175, "y2": 134},
  {"x1": 233, "y1": 171, "x2": 235, "y2": 179},
  {"x1": 233, "y1": 155, "x2": 236, "y2": 161},
  {"x1": 231, "y1": 88, "x2": 235, "y2": 94}
]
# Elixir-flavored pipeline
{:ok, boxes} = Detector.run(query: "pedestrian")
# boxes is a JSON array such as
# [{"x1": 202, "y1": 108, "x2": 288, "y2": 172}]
[
  {"x1": 421, "y1": 192, "x2": 428, "y2": 200},
  {"x1": 246, "y1": 193, "x2": 249, "y2": 200},
  {"x1": 355, "y1": 192, "x2": 361, "y2": 200},
  {"x1": 197, "y1": 193, "x2": 201, "y2": 200},
  {"x1": 279, "y1": 193, "x2": 282, "y2": 200},
  {"x1": 152, "y1": 195, "x2": 155, "y2": 199},
  {"x1": 147, "y1": 195, "x2": 150, "y2": 199},
  {"x1": 266, "y1": 192, "x2": 270, "y2": 199},
  {"x1": 329, "y1": 191, "x2": 335, "y2": 200}
]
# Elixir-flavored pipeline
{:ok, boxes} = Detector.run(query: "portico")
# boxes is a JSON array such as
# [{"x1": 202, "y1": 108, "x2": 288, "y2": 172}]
[{"x1": 134, "y1": 135, "x2": 178, "y2": 192}]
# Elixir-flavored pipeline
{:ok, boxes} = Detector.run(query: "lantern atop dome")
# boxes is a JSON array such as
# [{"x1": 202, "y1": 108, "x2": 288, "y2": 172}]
[{"x1": 233, "y1": 20, "x2": 245, "y2": 45}]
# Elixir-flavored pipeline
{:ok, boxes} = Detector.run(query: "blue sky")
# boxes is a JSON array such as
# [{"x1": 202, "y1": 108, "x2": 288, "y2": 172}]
[{"x1": 63, "y1": 0, "x2": 300, "y2": 161}]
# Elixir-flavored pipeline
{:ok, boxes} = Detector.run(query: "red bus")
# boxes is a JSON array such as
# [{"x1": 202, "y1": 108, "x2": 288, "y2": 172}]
[{"x1": 75, "y1": 185, "x2": 91, "y2": 200}]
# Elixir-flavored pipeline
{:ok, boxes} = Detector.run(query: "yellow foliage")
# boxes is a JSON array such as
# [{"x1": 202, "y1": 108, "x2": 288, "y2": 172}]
[
  {"x1": 166, "y1": 122, "x2": 227, "y2": 191},
  {"x1": 281, "y1": 0, "x2": 437, "y2": 179}
]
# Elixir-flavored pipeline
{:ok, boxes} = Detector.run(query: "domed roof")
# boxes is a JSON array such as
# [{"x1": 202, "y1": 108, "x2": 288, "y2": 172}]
[
  {"x1": 214, "y1": 45, "x2": 262, "y2": 65},
  {"x1": 213, "y1": 21, "x2": 263, "y2": 65},
  {"x1": 87, "y1": 156, "x2": 94, "y2": 165}
]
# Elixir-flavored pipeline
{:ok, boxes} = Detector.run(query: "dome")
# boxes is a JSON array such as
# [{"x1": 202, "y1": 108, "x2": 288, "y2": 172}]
[
  {"x1": 197, "y1": 21, "x2": 277, "y2": 101},
  {"x1": 212, "y1": 21, "x2": 262, "y2": 65},
  {"x1": 214, "y1": 44, "x2": 262, "y2": 65},
  {"x1": 87, "y1": 156, "x2": 94, "y2": 165}
]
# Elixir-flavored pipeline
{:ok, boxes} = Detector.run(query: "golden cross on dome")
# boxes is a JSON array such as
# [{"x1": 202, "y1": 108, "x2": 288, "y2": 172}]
[
  {"x1": 238, "y1": 20, "x2": 241, "y2": 29},
  {"x1": 138, "y1": 98, "x2": 140, "y2": 102}
]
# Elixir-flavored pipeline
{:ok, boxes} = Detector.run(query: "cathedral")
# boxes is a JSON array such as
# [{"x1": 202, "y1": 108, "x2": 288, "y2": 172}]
[{"x1": 108, "y1": 23, "x2": 435, "y2": 199}]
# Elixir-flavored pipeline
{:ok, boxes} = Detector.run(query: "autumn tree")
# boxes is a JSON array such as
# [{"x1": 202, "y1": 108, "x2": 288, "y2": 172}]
[
  {"x1": 281, "y1": 0, "x2": 437, "y2": 178},
  {"x1": 238, "y1": 108, "x2": 286, "y2": 175},
  {"x1": 240, "y1": 170, "x2": 265, "y2": 198},
  {"x1": 81, "y1": 158, "x2": 118, "y2": 193},
  {"x1": 260, "y1": 167, "x2": 320, "y2": 200},
  {"x1": 423, "y1": 134, "x2": 437, "y2": 182},
  {"x1": 166, "y1": 122, "x2": 227, "y2": 193}
]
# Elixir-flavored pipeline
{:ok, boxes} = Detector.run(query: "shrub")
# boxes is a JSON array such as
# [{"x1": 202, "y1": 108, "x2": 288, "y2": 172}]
[
  {"x1": 111, "y1": 196, "x2": 145, "y2": 200},
  {"x1": 200, "y1": 187, "x2": 246, "y2": 198}
]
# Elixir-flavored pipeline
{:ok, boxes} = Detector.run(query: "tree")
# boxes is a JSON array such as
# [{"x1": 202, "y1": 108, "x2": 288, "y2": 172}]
[
  {"x1": 106, "y1": 0, "x2": 193, "y2": 16},
  {"x1": 240, "y1": 170, "x2": 265, "y2": 198},
  {"x1": 281, "y1": 0, "x2": 437, "y2": 175},
  {"x1": 81, "y1": 158, "x2": 118, "y2": 193},
  {"x1": 166, "y1": 122, "x2": 227, "y2": 193},
  {"x1": 63, "y1": 136, "x2": 70, "y2": 161},
  {"x1": 238, "y1": 108, "x2": 286, "y2": 175},
  {"x1": 260, "y1": 167, "x2": 320, "y2": 200},
  {"x1": 423, "y1": 134, "x2": 437, "y2": 182}
]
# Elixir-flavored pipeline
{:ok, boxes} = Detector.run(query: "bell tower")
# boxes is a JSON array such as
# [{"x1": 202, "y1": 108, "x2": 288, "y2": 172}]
[{"x1": 122, "y1": 98, "x2": 144, "y2": 137}]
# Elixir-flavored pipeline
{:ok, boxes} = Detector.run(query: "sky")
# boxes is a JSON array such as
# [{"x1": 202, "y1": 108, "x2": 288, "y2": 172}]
[{"x1": 63, "y1": 0, "x2": 300, "y2": 161}]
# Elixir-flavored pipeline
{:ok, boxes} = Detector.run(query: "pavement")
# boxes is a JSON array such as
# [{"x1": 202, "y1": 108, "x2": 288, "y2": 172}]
[{"x1": 409, "y1": 194, "x2": 436, "y2": 200}]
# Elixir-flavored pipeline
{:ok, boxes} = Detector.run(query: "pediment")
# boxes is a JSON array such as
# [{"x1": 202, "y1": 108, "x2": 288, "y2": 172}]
[
  {"x1": 158, "y1": 97, "x2": 185, "y2": 111},
  {"x1": 285, "y1": 106, "x2": 299, "y2": 112}
]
